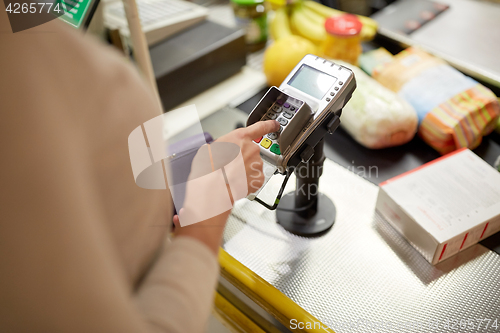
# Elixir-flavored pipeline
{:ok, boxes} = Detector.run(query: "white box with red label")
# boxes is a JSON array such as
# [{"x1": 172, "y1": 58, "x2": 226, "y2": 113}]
[{"x1": 376, "y1": 148, "x2": 500, "y2": 265}]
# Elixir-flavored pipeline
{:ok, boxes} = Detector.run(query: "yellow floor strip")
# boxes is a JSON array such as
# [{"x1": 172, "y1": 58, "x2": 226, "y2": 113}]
[
  {"x1": 214, "y1": 292, "x2": 266, "y2": 333},
  {"x1": 219, "y1": 249, "x2": 335, "y2": 333}
]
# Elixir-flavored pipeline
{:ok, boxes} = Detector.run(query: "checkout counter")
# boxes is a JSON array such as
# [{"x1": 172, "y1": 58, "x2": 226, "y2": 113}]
[{"x1": 154, "y1": 1, "x2": 500, "y2": 332}]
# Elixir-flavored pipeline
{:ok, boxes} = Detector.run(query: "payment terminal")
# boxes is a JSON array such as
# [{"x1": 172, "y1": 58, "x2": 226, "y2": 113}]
[{"x1": 246, "y1": 54, "x2": 356, "y2": 208}]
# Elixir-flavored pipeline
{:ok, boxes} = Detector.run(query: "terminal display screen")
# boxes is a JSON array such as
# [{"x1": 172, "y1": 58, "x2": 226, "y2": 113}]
[{"x1": 288, "y1": 64, "x2": 337, "y2": 100}]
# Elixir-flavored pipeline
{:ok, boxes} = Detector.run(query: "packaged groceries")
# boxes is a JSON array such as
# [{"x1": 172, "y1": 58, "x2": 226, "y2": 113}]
[
  {"x1": 377, "y1": 148, "x2": 500, "y2": 264},
  {"x1": 371, "y1": 47, "x2": 500, "y2": 154},
  {"x1": 339, "y1": 61, "x2": 418, "y2": 149},
  {"x1": 358, "y1": 47, "x2": 393, "y2": 77}
]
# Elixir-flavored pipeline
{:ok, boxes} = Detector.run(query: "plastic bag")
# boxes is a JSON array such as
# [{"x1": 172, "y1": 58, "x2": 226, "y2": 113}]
[
  {"x1": 339, "y1": 61, "x2": 418, "y2": 149},
  {"x1": 372, "y1": 47, "x2": 500, "y2": 154}
]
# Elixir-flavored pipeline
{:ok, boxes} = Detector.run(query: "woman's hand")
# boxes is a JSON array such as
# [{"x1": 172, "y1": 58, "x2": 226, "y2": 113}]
[
  {"x1": 174, "y1": 120, "x2": 280, "y2": 254},
  {"x1": 216, "y1": 120, "x2": 280, "y2": 194}
]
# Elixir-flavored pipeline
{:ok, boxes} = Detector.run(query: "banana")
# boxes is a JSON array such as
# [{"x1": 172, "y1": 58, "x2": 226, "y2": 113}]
[
  {"x1": 290, "y1": 4, "x2": 327, "y2": 44},
  {"x1": 303, "y1": 0, "x2": 377, "y2": 28},
  {"x1": 302, "y1": 0, "x2": 378, "y2": 41},
  {"x1": 301, "y1": 3, "x2": 327, "y2": 24},
  {"x1": 303, "y1": 0, "x2": 344, "y2": 17},
  {"x1": 270, "y1": 6, "x2": 293, "y2": 41}
]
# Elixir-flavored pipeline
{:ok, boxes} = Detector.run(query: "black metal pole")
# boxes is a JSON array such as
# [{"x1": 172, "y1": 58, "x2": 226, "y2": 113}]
[
  {"x1": 294, "y1": 138, "x2": 325, "y2": 216},
  {"x1": 276, "y1": 139, "x2": 336, "y2": 236}
]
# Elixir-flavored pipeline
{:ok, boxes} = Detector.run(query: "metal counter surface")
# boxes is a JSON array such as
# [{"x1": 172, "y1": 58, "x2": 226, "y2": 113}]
[
  {"x1": 222, "y1": 158, "x2": 500, "y2": 333},
  {"x1": 372, "y1": 0, "x2": 500, "y2": 89}
]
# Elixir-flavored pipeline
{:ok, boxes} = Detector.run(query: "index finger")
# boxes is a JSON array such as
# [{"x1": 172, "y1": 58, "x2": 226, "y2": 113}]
[{"x1": 244, "y1": 120, "x2": 280, "y2": 139}]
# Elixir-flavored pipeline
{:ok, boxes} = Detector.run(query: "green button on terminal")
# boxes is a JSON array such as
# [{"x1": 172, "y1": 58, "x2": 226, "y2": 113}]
[{"x1": 270, "y1": 144, "x2": 281, "y2": 155}]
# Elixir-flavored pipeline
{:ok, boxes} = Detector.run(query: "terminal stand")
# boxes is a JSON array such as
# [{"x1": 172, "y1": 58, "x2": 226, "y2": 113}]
[{"x1": 276, "y1": 139, "x2": 336, "y2": 236}]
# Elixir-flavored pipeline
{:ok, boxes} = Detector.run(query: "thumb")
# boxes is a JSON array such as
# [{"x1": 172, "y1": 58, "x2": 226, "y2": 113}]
[{"x1": 244, "y1": 120, "x2": 280, "y2": 139}]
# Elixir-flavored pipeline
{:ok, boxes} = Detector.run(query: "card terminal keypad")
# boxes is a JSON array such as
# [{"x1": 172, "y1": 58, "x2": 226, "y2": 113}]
[{"x1": 253, "y1": 97, "x2": 300, "y2": 155}]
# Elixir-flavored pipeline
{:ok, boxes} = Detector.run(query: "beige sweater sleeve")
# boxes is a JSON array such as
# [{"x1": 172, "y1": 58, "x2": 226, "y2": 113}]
[
  {"x1": 0, "y1": 12, "x2": 219, "y2": 333},
  {"x1": 135, "y1": 237, "x2": 220, "y2": 333}
]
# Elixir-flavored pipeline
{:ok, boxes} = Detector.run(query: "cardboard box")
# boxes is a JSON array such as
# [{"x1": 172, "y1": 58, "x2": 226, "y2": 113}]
[{"x1": 376, "y1": 148, "x2": 500, "y2": 264}]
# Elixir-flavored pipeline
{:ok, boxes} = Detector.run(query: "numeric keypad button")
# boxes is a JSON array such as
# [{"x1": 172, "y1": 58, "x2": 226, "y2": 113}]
[
  {"x1": 277, "y1": 118, "x2": 288, "y2": 126},
  {"x1": 268, "y1": 132, "x2": 278, "y2": 140},
  {"x1": 266, "y1": 112, "x2": 278, "y2": 120}
]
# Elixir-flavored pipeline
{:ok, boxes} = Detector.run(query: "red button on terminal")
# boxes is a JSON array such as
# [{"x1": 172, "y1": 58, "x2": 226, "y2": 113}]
[{"x1": 254, "y1": 136, "x2": 263, "y2": 143}]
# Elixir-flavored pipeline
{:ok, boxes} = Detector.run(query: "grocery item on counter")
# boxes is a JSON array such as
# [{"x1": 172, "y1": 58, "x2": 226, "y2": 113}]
[
  {"x1": 359, "y1": 47, "x2": 393, "y2": 76},
  {"x1": 301, "y1": 0, "x2": 377, "y2": 42},
  {"x1": 322, "y1": 15, "x2": 362, "y2": 65},
  {"x1": 231, "y1": 0, "x2": 268, "y2": 51},
  {"x1": 338, "y1": 61, "x2": 418, "y2": 148},
  {"x1": 269, "y1": 6, "x2": 293, "y2": 41},
  {"x1": 377, "y1": 148, "x2": 500, "y2": 265},
  {"x1": 372, "y1": 47, "x2": 500, "y2": 154},
  {"x1": 263, "y1": 35, "x2": 317, "y2": 87},
  {"x1": 268, "y1": 1, "x2": 377, "y2": 47},
  {"x1": 266, "y1": 0, "x2": 300, "y2": 10},
  {"x1": 265, "y1": 0, "x2": 377, "y2": 86},
  {"x1": 290, "y1": 2, "x2": 327, "y2": 44}
]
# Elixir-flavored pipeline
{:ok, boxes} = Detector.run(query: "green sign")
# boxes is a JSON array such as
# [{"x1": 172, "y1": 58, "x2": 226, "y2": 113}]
[{"x1": 58, "y1": 0, "x2": 92, "y2": 28}]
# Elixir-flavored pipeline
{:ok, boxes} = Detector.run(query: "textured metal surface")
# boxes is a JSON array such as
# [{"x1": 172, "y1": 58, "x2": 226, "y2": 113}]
[
  {"x1": 373, "y1": 0, "x2": 500, "y2": 88},
  {"x1": 222, "y1": 159, "x2": 500, "y2": 332}
]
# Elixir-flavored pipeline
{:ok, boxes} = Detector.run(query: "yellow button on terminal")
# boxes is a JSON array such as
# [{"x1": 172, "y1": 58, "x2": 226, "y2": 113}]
[{"x1": 260, "y1": 138, "x2": 272, "y2": 149}]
